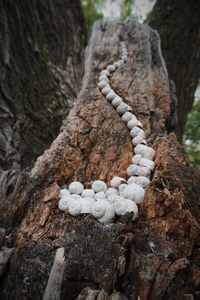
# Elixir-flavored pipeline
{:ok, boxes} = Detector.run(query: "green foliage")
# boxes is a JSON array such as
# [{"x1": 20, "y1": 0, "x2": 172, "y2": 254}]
[
  {"x1": 81, "y1": 0, "x2": 104, "y2": 39},
  {"x1": 184, "y1": 101, "x2": 200, "y2": 164},
  {"x1": 120, "y1": 0, "x2": 134, "y2": 20}
]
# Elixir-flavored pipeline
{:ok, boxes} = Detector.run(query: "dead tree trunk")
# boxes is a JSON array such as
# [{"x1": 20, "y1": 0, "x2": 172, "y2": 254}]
[{"x1": 0, "y1": 20, "x2": 199, "y2": 300}]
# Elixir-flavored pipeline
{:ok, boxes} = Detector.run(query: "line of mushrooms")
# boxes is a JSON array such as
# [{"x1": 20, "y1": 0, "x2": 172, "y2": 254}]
[{"x1": 58, "y1": 42, "x2": 156, "y2": 224}]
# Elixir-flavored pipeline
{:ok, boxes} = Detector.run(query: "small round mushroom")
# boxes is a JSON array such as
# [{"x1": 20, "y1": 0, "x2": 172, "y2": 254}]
[
  {"x1": 107, "y1": 194, "x2": 124, "y2": 203},
  {"x1": 71, "y1": 194, "x2": 82, "y2": 199},
  {"x1": 113, "y1": 61, "x2": 121, "y2": 68},
  {"x1": 110, "y1": 176, "x2": 126, "y2": 188},
  {"x1": 69, "y1": 182, "x2": 84, "y2": 195},
  {"x1": 92, "y1": 180, "x2": 107, "y2": 192}
]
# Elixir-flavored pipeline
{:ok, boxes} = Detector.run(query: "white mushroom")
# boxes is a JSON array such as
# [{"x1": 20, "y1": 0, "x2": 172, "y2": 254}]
[
  {"x1": 118, "y1": 59, "x2": 124, "y2": 65},
  {"x1": 58, "y1": 196, "x2": 73, "y2": 211},
  {"x1": 110, "y1": 176, "x2": 126, "y2": 188},
  {"x1": 81, "y1": 197, "x2": 95, "y2": 214},
  {"x1": 132, "y1": 154, "x2": 142, "y2": 165},
  {"x1": 82, "y1": 189, "x2": 95, "y2": 198},
  {"x1": 111, "y1": 95, "x2": 123, "y2": 108},
  {"x1": 106, "y1": 188, "x2": 119, "y2": 197},
  {"x1": 102, "y1": 86, "x2": 111, "y2": 96},
  {"x1": 106, "y1": 91, "x2": 116, "y2": 102},
  {"x1": 98, "y1": 80, "x2": 107, "y2": 90},
  {"x1": 114, "y1": 199, "x2": 138, "y2": 220},
  {"x1": 132, "y1": 136, "x2": 146, "y2": 146},
  {"x1": 127, "y1": 176, "x2": 138, "y2": 184},
  {"x1": 99, "y1": 74, "x2": 109, "y2": 82},
  {"x1": 95, "y1": 191, "x2": 107, "y2": 201},
  {"x1": 139, "y1": 158, "x2": 155, "y2": 171},
  {"x1": 136, "y1": 121, "x2": 143, "y2": 128},
  {"x1": 107, "y1": 65, "x2": 116, "y2": 73},
  {"x1": 122, "y1": 184, "x2": 145, "y2": 204},
  {"x1": 121, "y1": 112, "x2": 135, "y2": 123},
  {"x1": 100, "y1": 70, "x2": 110, "y2": 77},
  {"x1": 134, "y1": 144, "x2": 156, "y2": 160},
  {"x1": 127, "y1": 164, "x2": 138, "y2": 176},
  {"x1": 91, "y1": 200, "x2": 115, "y2": 223},
  {"x1": 92, "y1": 180, "x2": 107, "y2": 192},
  {"x1": 59, "y1": 188, "x2": 70, "y2": 198},
  {"x1": 116, "y1": 103, "x2": 132, "y2": 115},
  {"x1": 68, "y1": 182, "x2": 84, "y2": 195}
]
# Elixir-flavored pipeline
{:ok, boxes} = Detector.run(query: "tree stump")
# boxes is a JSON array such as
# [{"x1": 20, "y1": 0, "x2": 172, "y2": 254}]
[{"x1": 0, "y1": 20, "x2": 199, "y2": 300}]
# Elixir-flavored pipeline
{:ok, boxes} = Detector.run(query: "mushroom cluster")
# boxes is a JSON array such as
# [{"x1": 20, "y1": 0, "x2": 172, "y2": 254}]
[{"x1": 58, "y1": 41, "x2": 156, "y2": 224}]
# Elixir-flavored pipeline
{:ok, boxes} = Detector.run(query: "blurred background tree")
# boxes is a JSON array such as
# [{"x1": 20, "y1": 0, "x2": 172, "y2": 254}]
[{"x1": 81, "y1": 0, "x2": 200, "y2": 165}]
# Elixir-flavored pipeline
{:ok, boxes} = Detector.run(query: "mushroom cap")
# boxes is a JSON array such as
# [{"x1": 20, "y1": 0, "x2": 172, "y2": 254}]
[
  {"x1": 116, "y1": 102, "x2": 132, "y2": 115},
  {"x1": 99, "y1": 74, "x2": 109, "y2": 82},
  {"x1": 132, "y1": 135, "x2": 145, "y2": 146},
  {"x1": 100, "y1": 70, "x2": 110, "y2": 77},
  {"x1": 106, "y1": 91, "x2": 116, "y2": 102},
  {"x1": 118, "y1": 183, "x2": 128, "y2": 195},
  {"x1": 92, "y1": 180, "x2": 107, "y2": 192},
  {"x1": 102, "y1": 86, "x2": 111, "y2": 96},
  {"x1": 69, "y1": 182, "x2": 84, "y2": 195},
  {"x1": 132, "y1": 154, "x2": 142, "y2": 165},
  {"x1": 91, "y1": 199, "x2": 107, "y2": 218},
  {"x1": 98, "y1": 80, "x2": 107, "y2": 90},
  {"x1": 95, "y1": 191, "x2": 107, "y2": 200},
  {"x1": 107, "y1": 64, "x2": 116, "y2": 72}
]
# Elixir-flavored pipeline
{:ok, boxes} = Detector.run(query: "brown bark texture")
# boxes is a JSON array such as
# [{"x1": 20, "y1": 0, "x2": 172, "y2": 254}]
[
  {"x1": 148, "y1": 0, "x2": 200, "y2": 141},
  {"x1": 0, "y1": 20, "x2": 200, "y2": 300},
  {"x1": 0, "y1": 0, "x2": 86, "y2": 171}
]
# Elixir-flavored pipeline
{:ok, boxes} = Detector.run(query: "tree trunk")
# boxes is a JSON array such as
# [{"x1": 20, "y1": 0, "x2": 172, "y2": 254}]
[
  {"x1": 0, "y1": 0, "x2": 86, "y2": 171},
  {"x1": 0, "y1": 20, "x2": 199, "y2": 300},
  {"x1": 149, "y1": 0, "x2": 200, "y2": 141}
]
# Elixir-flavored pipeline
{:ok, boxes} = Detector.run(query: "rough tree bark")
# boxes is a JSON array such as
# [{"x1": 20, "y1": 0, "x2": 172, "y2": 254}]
[
  {"x1": 149, "y1": 0, "x2": 200, "y2": 141},
  {"x1": 0, "y1": 20, "x2": 199, "y2": 300},
  {"x1": 0, "y1": 0, "x2": 86, "y2": 171}
]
